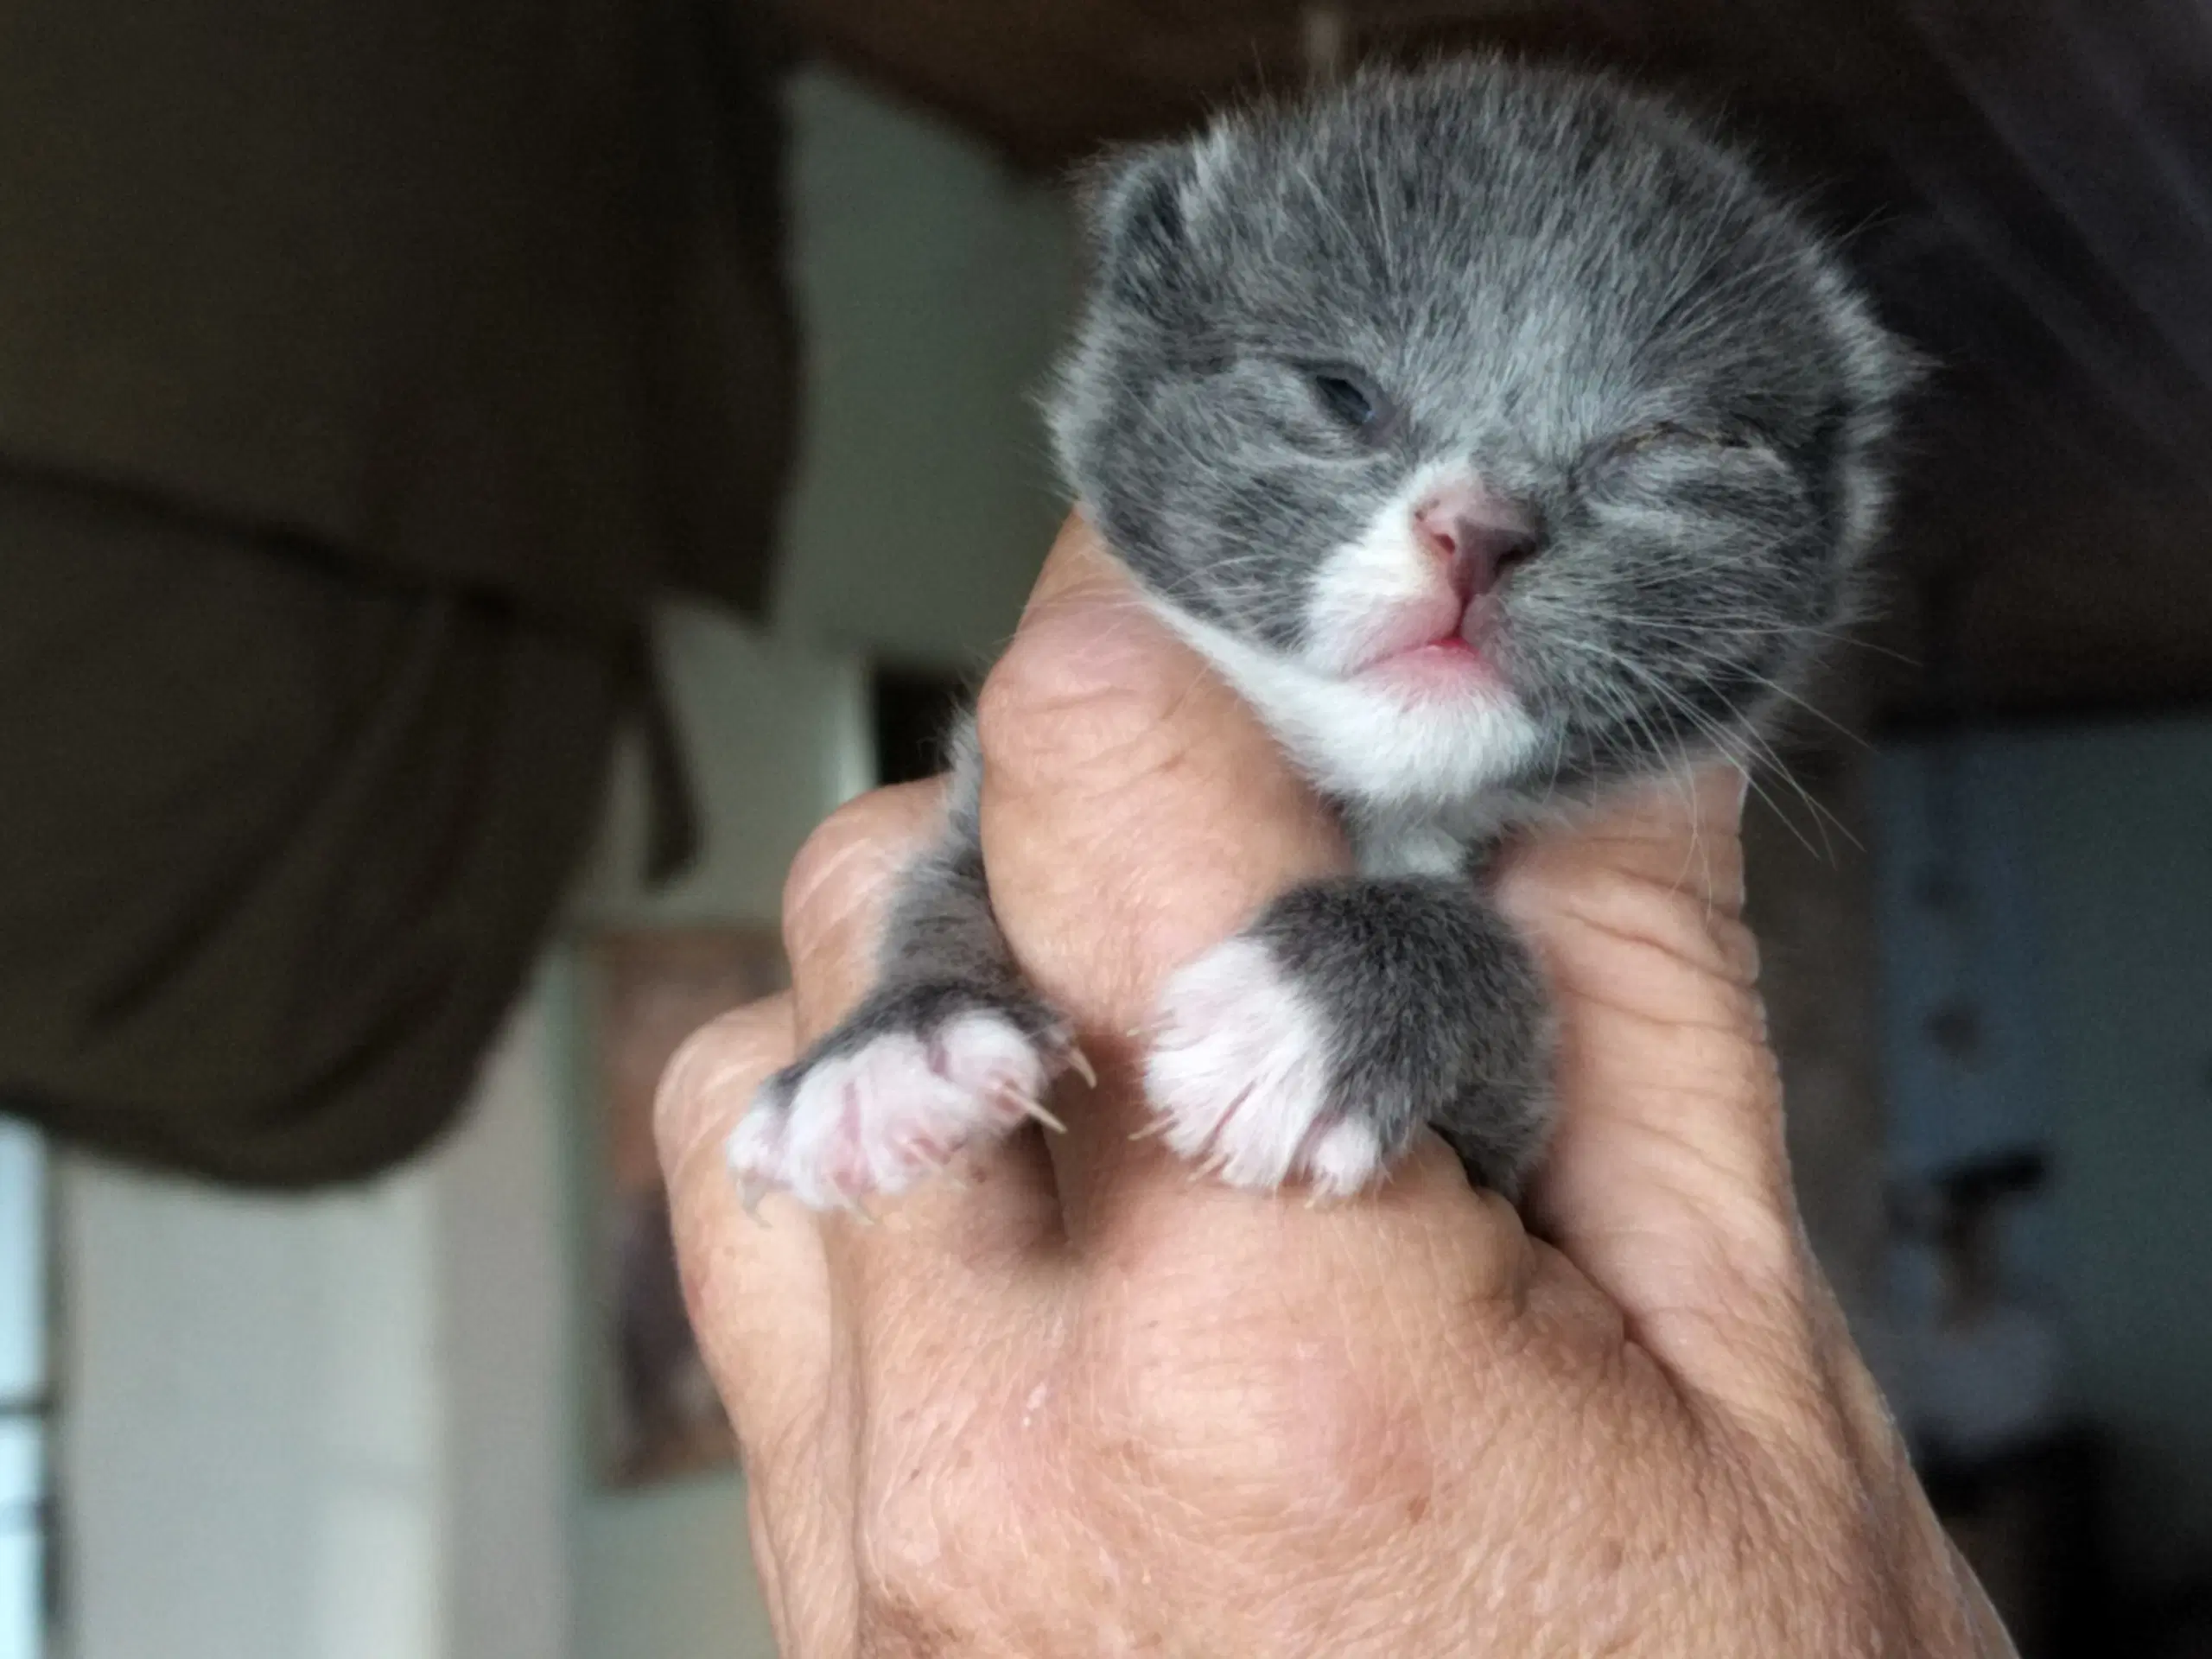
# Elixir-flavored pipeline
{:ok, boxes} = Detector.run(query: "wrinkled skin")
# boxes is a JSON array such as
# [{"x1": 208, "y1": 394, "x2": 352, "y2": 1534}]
[{"x1": 656, "y1": 518, "x2": 2012, "y2": 1657}]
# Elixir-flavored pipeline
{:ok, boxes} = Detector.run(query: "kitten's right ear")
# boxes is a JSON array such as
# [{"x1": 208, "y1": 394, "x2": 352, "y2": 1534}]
[{"x1": 1077, "y1": 139, "x2": 1209, "y2": 307}]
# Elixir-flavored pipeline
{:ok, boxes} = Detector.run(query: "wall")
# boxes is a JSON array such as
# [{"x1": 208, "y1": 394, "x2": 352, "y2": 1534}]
[
  {"x1": 772, "y1": 67, "x2": 1075, "y2": 669},
  {"x1": 59, "y1": 1147, "x2": 451, "y2": 1659},
  {"x1": 57, "y1": 986, "x2": 580, "y2": 1659},
  {"x1": 432, "y1": 986, "x2": 578, "y2": 1659}
]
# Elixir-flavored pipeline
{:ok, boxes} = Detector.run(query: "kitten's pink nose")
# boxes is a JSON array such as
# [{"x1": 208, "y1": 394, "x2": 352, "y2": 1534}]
[{"x1": 1414, "y1": 486, "x2": 1540, "y2": 597}]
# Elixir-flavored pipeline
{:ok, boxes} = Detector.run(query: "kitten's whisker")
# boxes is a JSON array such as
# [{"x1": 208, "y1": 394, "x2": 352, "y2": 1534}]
[{"x1": 1554, "y1": 633, "x2": 1841, "y2": 864}]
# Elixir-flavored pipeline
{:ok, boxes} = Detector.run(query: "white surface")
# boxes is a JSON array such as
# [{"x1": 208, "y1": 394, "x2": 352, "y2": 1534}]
[
  {"x1": 430, "y1": 992, "x2": 575, "y2": 1659},
  {"x1": 0, "y1": 1415, "x2": 37, "y2": 1659},
  {"x1": 55, "y1": 980, "x2": 582, "y2": 1659},
  {"x1": 0, "y1": 1122, "x2": 41, "y2": 1659},
  {"x1": 0, "y1": 1522, "x2": 36, "y2": 1659},
  {"x1": 58, "y1": 1159, "x2": 448, "y2": 1659}
]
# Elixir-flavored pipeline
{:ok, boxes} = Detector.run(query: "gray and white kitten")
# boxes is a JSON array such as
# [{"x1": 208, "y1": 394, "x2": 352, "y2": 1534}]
[{"x1": 731, "y1": 58, "x2": 1914, "y2": 1210}]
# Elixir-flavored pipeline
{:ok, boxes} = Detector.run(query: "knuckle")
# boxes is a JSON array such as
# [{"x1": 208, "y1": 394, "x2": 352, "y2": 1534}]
[
  {"x1": 652, "y1": 1020, "x2": 726, "y2": 1141},
  {"x1": 852, "y1": 1475, "x2": 984, "y2": 1655},
  {"x1": 782, "y1": 792, "x2": 893, "y2": 920},
  {"x1": 651, "y1": 998, "x2": 787, "y2": 1163},
  {"x1": 1081, "y1": 1294, "x2": 1433, "y2": 1530},
  {"x1": 779, "y1": 788, "x2": 931, "y2": 963}
]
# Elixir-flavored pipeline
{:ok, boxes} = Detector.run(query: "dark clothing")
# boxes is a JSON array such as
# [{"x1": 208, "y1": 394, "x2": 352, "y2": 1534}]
[{"x1": 0, "y1": 0, "x2": 795, "y2": 1183}]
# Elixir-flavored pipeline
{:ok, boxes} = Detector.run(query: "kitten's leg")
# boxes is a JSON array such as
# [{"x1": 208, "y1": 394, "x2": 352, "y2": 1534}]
[
  {"x1": 728, "y1": 720, "x2": 1072, "y2": 1210},
  {"x1": 1145, "y1": 875, "x2": 1551, "y2": 1198}
]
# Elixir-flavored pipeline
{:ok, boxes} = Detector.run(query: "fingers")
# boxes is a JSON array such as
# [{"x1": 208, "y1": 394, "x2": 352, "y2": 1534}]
[
  {"x1": 775, "y1": 779, "x2": 948, "y2": 1041},
  {"x1": 973, "y1": 517, "x2": 1357, "y2": 1236},
  {"x1": 1494, "y1": 765, "x2": 1820, "y2": 1417},
  {"x1": 981, "y1": 517, "x2": 1351, "y2": 1035},
  {"x1": 977, "y1": 524, "x2": 1812, "y2": 1404},
  {"x1": 775, "y1": 780, "x2": 1065, "y2": 1316},
  {"x1": 974, "y1": 518, "x2": 1540, "y2": 1310},
  {"x1": 653, "y1": 995, "x2": 836, "y2": 1465}
]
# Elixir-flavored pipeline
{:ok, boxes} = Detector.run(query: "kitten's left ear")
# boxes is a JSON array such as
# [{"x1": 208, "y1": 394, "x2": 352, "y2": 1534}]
[
  {"x1": 1076, "y1": 132, "x2": 1224, "y2": 308},
  {"x1": 1828, "y1": 276, "x2": 1932, "y2": 412}
]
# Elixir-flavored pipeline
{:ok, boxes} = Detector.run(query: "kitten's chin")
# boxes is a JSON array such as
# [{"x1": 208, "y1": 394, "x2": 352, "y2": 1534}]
[
  {"x1": 1154, "y1": 601, "x2": 1541, "y2": 810},
  {"x1": 1286, "y1": 671, "x2": 1539, "y2": 810}
]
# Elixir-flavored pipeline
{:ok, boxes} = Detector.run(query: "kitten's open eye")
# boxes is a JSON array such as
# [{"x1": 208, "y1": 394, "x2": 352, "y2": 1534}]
[{"x1": 1303, "y1": 366, "x2": 1395, "y2": 440}]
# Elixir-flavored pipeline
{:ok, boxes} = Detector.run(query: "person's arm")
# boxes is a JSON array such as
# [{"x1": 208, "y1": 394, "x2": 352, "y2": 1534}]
[{"x1": 655, "y1": 514, "x2": 2014, "y2": 1657}]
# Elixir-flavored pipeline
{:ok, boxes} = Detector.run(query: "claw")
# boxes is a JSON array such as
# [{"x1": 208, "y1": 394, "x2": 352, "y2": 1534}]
[
  {"x1": 991, "y1": 1081, "x2": 1065, "y2": 1135},
  {"x1": 1021, "y1": 1096, "x2": 1069, "y2": 1135},
  {"x1": 1064, "y1": 1045, "x2": 1097, "y2": 1090}
]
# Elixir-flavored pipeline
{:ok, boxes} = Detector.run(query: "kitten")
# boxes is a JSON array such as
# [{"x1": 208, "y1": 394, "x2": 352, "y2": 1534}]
[{"x1": 730, "y1": 57, "x2": 1915, "y2": 1210}]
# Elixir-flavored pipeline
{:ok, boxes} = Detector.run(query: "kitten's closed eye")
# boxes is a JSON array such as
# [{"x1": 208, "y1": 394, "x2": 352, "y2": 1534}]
[
  {"x1": 1602, "y1": 420, "x2": 1761, "y2": 458},
  {"x1": 1303, "y1": 365, "x2": 1398, "y2": 443}
]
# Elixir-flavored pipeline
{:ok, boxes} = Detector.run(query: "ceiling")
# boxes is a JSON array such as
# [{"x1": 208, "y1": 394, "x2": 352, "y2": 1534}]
[{"x1": 785, "y1": 0, "x2": 2212, "y2": 724}]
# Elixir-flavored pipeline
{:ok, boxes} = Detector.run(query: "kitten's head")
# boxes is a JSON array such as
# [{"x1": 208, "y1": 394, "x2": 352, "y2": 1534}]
[{"x1": 1048, "y1": 59, "x2": 1916, "y2": 817}]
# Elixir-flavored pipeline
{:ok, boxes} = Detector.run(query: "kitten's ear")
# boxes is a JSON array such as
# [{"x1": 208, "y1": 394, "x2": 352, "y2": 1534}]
[
  {"x1": 1854, "y1": 318, "x2": 1934, "y2": 409},
  {"x1": 1076, "y1": 137, "x2": 1214, "y2": 307},
  {"x1": 1809, "y1": 259, "x2": 1932, "y2": 474},
  {"x1": 1827, "y1": 277, "x2": 1932, "y2": 410}
]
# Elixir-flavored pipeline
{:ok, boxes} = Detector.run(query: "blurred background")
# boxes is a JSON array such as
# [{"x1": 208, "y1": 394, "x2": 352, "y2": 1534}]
[{"x1": 2, "y1": 1, "x2": 2209, "y2": 1655}]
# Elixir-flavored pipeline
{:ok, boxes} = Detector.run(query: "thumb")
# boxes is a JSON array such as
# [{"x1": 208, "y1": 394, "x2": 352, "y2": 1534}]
[{"x1": 1494, "y1": 766, "x2": 1823, "y2": 1420}]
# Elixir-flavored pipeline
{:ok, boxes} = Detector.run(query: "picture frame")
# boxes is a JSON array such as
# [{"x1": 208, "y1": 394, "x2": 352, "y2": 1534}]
[{"x1": 582, "y1": 925, "x2": 788, "y2": 1487}]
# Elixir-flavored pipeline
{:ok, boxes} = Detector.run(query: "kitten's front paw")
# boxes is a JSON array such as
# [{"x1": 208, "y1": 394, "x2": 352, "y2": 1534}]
[
  {"x1": 1144, "y1": 938, "x2": 1389, "y2": 1198},
  {"x1": 730, "y1": 995, "x2": 1067, "y2": 1211}
]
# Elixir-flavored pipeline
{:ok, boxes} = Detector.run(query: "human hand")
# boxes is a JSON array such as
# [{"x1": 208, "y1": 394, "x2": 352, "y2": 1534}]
[{"x1": 655, "y1": 515, "x2": 2013, "y2": 1656}]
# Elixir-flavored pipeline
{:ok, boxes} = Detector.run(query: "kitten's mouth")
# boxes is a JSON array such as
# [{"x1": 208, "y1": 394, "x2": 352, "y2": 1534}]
[{"x1": 1351, "y1": 594, "x2": 1509, "y2": 696}]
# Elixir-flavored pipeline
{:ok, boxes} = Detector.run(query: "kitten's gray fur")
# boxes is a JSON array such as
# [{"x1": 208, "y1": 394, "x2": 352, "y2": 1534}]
[{"x1": 739, "y1": 58, "x2": 1914, "y2": 1205}]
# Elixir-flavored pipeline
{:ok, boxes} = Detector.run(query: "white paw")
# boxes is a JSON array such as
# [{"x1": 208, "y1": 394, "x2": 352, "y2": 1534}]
[
  {"x1": 1143, "y1": 938, "x2": 1386, "y2": 1197},
  {"x1": 728, "y1": 1012, "x2": 1058, "y2": 1211}
]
